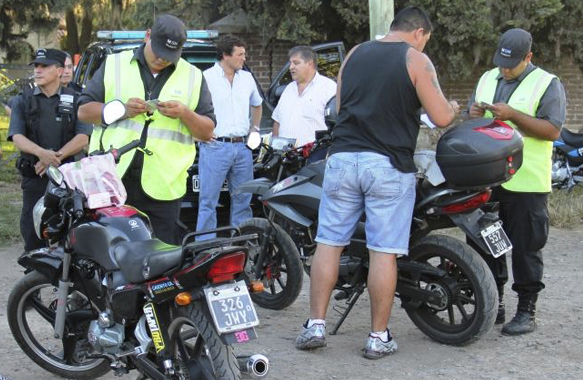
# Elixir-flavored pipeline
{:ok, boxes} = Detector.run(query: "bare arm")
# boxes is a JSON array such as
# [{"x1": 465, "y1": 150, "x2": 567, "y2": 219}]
[
  {"x1": 250, "y1": 105, "x2": 262, "y2": 132},
  {"x1": 79, "y1": 98, "x2": 148, "y2": 125},
  {"x1": 78, "y1": 102, "x2": 104, "y2": 125},
  {"x1": 12, "y1": 134, "x2": 61, "y2": 168},
  {"x1": 489, "y1": 103, "x2": 559, "y2": 141},
  {"x1": 272, "y1": 121, "x2": 280, "y2": 137},
  {"x1": 58, "y1": 134, "x2": 89, "y2": 160},
  {"x1": 408, "y1": 49, "x2": 458, "y2": 127}
]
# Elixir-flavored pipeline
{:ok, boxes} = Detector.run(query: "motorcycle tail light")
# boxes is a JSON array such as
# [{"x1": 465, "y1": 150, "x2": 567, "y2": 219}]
[
  {"x1": 441, "y1": 190, "x2": 491, "y2": 214},
  {"x1": 207, "y1": 251, "x2": 246, "y2": 284}
]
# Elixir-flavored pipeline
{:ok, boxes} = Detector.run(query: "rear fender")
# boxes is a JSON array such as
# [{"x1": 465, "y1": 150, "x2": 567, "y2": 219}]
[
  {"x1": 448, "y1": 208, "x2": 499, "y2": 254},
  {"x1": 18, "y1": 247, "x2": 64, "y2": 285}
]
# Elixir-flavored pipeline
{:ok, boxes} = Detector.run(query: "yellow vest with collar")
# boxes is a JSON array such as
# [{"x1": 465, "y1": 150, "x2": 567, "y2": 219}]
[{"x1": 91, "y1": 49, "x2": 202, "y2": 200}]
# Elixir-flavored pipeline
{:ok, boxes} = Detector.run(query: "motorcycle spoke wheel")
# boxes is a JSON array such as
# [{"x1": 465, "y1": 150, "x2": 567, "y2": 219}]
[
  {"x1": 7, "y1": 271, "x2": 109, "y2": 378},
  {"x1": 403, "y1": 235, "x2": 497, "y2": 346},
  {"x1": 239, "y1": 218, "x2": 303, "y2": 310}
]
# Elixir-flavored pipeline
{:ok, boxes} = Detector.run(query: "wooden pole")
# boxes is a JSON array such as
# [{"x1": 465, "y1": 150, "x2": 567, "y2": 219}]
[{"x1": 369, "y1": 0, "x2": 394, "y2": 40}]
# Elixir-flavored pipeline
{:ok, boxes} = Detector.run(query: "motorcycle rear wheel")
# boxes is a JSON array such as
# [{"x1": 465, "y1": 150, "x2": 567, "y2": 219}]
[
  {"x1": 239, "y1": 218, "x2": 303, "y2": 310},
  {"x1": 404, "y1": 234, "x2": 497, "y2": 346},
  {"x1": 7, "y1": 271, "x2": 110, "y2": 379},
  {"x1": 169, "y1": 304, "x2": 240, "y2": 380}
]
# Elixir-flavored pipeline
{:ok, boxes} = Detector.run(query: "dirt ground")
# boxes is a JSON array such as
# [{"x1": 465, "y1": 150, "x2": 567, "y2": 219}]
[{"x1": 0, "y1": 227, "x2": 582, "y2": 380}]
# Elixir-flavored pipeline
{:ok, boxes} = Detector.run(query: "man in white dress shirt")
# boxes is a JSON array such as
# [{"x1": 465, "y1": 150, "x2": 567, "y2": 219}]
[
  {"x1": 272, "y1": 46, "x2": 337, "y2": 147},
  {"x1": 197, "y1": 35, "x2": 262, "y2": 239}
]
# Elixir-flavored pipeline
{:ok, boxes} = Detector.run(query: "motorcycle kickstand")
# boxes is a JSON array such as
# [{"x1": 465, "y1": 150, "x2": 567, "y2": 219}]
[{"x1": 330, "y1": 283, "x2": 366, "y2": 335}]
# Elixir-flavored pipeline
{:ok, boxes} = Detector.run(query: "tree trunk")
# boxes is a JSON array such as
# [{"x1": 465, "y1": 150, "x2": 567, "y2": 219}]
[
  {"x1": 111, "y1": 0, "x2": 123, "y2": 29},
  {"x1": 65, "y1": 8, "x2": 80, "y2": 55},
  {"x1": 79, "y1": 0, "x2": 93, "y2": 51}
]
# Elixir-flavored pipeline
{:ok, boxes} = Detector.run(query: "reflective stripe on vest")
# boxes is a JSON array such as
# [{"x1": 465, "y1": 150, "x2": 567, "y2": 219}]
[
  {"x1": 100, "y1": 50, "x2": 202, "y2": 200},
  {"x1": 475, "y1": 67, "x2": 555, "y2": 193}
]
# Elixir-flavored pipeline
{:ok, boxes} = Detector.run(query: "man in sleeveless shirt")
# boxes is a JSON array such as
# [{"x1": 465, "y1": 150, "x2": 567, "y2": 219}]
[
  {"x1": 467, "y1": 28, "x2": 566, "y2": 335},
  {"x1": 295, "y1": 7, "x2": 460, "y2": 358}
]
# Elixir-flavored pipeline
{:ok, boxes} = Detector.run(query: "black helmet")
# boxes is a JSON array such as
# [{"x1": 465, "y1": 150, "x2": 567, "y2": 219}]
[{"x1": 324, "y1": 96, "x2": 337, "y2": 131}]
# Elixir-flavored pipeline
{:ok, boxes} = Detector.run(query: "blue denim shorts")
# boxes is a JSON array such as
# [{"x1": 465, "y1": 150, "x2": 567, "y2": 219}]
[{"x1": 315, "y1": 152, "x2": 416, "y2": 255}]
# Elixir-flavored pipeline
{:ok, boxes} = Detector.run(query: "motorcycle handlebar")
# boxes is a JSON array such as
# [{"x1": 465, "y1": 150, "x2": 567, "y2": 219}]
[
  {"x1": 111, "y1": 139, "x2": 141, "y2": 161},
  {"x1": 72, "y1": 191, "x2": 84, "y2": 219}
]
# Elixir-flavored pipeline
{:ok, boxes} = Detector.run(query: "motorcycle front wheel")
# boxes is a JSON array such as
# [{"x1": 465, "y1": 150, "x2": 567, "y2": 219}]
[
  {"x1": 239, "y1": 218, "x2": 303, "y2": 310},
  {"x1": 403, "y1": 234, "x2": 497, "y2": 346},
  {"x1": 169, "y1": 304, "x2": 240, "y2": 380},
  {"x1": 7, "y1": 271, "x2": 110, "y2": 379}
]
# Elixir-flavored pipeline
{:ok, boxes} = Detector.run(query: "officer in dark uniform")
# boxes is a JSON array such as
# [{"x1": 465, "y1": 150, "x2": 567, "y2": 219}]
[
  {"x1": 61, "y1": 52, "x2": 83, "y2": 94},
  {"x1": 7, "y1": 48, "x2": 91, "y2": 252}
]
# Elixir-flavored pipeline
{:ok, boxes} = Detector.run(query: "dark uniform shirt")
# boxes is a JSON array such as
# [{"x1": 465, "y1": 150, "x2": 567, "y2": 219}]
[
  {"x1": 467, "y1": 63, "x2": 566, "y2": 130},
  {"x1": 8, "y1": 86, "x2": 92, "y2": 148},
  {"x1": 78, "y1": 44, "x2": 216, "y2": 125}
]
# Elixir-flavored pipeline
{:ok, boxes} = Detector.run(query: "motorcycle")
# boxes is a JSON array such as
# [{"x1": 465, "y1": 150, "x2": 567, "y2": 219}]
[
  {"x1": 552, "y1": 128, "x2": 583, "y2": 190},
  {"x1": 7, "y1": 100, "x2": 269, "y2": 380},
  {"x1": 236, "y1": 115, "x2": 521, "y2": 346}
]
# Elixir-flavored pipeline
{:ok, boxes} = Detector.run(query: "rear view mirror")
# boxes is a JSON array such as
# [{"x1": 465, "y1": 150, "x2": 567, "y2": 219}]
[
  {"x1": 246, "y1": 131, "x2": 261, "y2": 150},
  {"x1": 46, "y1": 165, "x2": 64, "y2": 187},
  {"x1": 102, "y1": 100, "x2": 126, "y2": 126}
]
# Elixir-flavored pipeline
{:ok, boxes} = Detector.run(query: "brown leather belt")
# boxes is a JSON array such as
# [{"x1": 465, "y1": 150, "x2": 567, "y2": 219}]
[{"x1": 216, "y1": 136, "x2": 245, "y2": 143}]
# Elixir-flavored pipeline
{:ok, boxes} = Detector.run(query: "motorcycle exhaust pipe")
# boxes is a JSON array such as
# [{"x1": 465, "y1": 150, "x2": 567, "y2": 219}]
[{"x1": 237, "y1": 354, "x2": 269, "y2": 379}]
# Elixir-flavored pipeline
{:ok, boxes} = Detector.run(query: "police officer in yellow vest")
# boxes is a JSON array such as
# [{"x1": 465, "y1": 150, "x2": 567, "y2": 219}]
[
  {"x1": 78, "y1": 14, "x2": 215, "y2": 245},
  {"x1": 468, "y1": 28, "x2": 566, "y2": 335}
]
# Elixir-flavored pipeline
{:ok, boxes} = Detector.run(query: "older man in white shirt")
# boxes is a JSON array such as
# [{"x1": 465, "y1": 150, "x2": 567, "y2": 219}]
[
  {"x1": 197, "y1": 35, "x2": 262, "y2": 239},
  {"x1": 272, "y1": 46, "x2": 336, "y2": 147}
]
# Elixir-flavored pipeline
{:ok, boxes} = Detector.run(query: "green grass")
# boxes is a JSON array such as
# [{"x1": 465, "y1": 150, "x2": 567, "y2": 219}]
[
  {"x1": 0, "y1": 163, "x2": 21, "y2": 247},
  {"x1": 549, "y1": 185, "x2": 583, "y2": 228}
]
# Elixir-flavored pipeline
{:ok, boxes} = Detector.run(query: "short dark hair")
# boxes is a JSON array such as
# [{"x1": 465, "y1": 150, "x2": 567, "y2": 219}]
[
  {"x1": 216, "y1": 35, "x2": 247, "y2": 61},
  {"x1": 288, "y1": 45, "x2": 318, "y2": 69},
  {"x1": 390, "y1": 6, "x2": 433, "y2": 34}
]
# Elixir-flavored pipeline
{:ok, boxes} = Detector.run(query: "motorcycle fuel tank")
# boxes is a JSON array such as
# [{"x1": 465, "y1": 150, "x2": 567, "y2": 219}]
[{"x1": 70, "y1": 206, "x2": 153, "y2": 271}]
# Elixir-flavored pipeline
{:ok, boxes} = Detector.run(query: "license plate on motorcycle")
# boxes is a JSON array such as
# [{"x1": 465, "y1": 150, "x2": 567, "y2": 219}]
[
  {"x1": 480, "y1": 221, "x2": 512, "y2": 258},
  {"x1": 191, "y1": 174, "x2": 229, "y2": 193},
  {"x1": 204, "y1": 280, "x2": 259, "y2": 334}
]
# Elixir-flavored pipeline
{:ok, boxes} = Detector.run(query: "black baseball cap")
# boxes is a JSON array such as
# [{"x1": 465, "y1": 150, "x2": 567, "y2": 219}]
[
  {"x1": 31, "y1": 48, "x2": 67, "y2": 67},
  {"x1": 493, "y1": 28, "x2": 532, "y2": 69},
  {"x1": 150, "y1": 14, "x2": 187, "y2": 64}
]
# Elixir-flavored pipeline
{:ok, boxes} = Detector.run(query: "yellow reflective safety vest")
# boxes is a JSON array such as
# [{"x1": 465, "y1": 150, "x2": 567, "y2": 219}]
[
  {"x1": 91, "y1": 50, "x2": 202, "y2": 200},
  {"x1": 474, "y1": 67, "x2": 556, "y2": 193}
]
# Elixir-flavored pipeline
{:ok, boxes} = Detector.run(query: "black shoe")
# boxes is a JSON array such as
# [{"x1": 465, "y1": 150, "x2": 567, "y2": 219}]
[
  {"x1": 501, "y1": 294, "x2": 537, "y2": 336},
  {"x1": 501, "y1": 310, "x2": 535, "y2": 335}
]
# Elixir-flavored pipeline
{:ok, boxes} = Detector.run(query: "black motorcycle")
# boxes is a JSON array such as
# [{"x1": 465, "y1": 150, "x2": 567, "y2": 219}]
[
  {"x1": 236, "y1": 116, "x2": 522, "y2": 346},
  {"x1": 7, "y1": 101, "x2": 269, "y2": 380}
]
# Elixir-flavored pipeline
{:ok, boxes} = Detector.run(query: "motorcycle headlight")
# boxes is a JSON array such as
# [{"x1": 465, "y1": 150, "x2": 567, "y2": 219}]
[{"x1": 33, "y1": 196, "x2": 47, "y2": 240}]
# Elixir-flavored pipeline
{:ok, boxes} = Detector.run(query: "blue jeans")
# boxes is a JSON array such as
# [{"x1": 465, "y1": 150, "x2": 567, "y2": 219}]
[
  {"x1": 196, "y1": 141, "x2": 253, "y2": 239},
  {"x1": 315, "y1": 152, "x2": 416, "y2": 254}
]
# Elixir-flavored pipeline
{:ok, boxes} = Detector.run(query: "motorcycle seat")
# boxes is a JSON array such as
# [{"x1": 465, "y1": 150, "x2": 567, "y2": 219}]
[
  {"x1": 561, "y1": 128, "x2": 583, "y2": 148},
  {"x1": 114, "y1": 239, "x2": 183, "y2": 283}
]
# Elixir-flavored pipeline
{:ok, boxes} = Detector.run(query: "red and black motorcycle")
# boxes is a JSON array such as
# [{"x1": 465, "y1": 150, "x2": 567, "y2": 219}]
[{"x1": 6, "y1": 101, "x2": 269, "y2": 380}]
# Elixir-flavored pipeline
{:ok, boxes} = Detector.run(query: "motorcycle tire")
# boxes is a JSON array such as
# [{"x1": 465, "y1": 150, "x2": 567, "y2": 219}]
[
  {"x1": 169, "y1": 304, "x2": 240, "y2": 380},
  {"x1": 239, "y1": 217, "x2": 304, "y2": 310},
  {"x1": 7, "y1": 270, "x2": 110, "y2": 379},
  {"x1": 404, "y1": 234, "x2": 497, "y2": 346}
]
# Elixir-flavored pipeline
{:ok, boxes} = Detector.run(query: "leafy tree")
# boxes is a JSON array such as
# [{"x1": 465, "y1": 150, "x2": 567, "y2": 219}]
[{"x1": 0, "y1": 0, "x2": 68, "y2": 62}]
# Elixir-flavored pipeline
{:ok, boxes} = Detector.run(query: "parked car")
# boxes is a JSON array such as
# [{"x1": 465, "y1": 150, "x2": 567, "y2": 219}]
[{"x1": 73, "y1": 30, "x2": 345, "y2": 229}]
